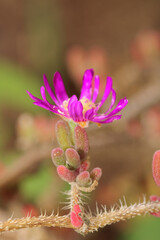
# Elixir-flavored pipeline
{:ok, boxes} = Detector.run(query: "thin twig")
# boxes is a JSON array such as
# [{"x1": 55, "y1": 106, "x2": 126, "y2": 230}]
[{"x1": 122, "y1": 80, "x2": 160, "y2": 122}]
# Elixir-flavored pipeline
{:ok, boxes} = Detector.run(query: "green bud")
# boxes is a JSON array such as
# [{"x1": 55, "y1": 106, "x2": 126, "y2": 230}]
[
  {"x1": 57, "y1": 165, "x2": 78, "y2": 182},
  {"x1": 90, "y1": 168, "x2": 102, "y2": 181},
  {"x1": 56, "y1": 120, "x2": 72, "y2": 150},
  {"x1": 74, "y1": 125, "x2": 89, "y2": 160},
  {"x1": 65, "y1": 148, "x2": 80, "y2": 169},
  {"x1": 76, "y1": 171, "x2": 91, "y2": 187},
  {"x1": 68, "y1": 121, "x2": 77, "y2": 145},
  {"x1": 51, "y1": 148, "x2": 65, "y2": 166}
]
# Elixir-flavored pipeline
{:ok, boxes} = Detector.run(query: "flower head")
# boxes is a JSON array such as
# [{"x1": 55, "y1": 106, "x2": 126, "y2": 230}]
[{"x1": 27, "y1": 69, "x2": 128, "y2": 127}]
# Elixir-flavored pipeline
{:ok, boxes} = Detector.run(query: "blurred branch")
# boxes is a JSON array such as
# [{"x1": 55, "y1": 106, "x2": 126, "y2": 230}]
[
  {"x1": 0, "y1": 143, "x2": 53, "y2": 189},
  {"x1": 122, "y1": 80, "x2": 160, "y2": 122}
]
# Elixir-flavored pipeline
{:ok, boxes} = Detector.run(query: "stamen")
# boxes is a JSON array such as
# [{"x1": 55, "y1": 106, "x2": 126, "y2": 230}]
[{"x1": 80, "y1": 98, "x2": 96, "y2": 114}]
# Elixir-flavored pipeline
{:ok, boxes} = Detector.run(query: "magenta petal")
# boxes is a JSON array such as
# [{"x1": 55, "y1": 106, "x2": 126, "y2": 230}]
[
  {"x1": 104, "y1": 88, "x2": 116, "y2": 114},
  {"x1": 68, "y1": 101, "x2": 77, "y2": 121},
  {"x1": 102, "y1": 115, "x2": 122, "y2": 123},
  {"x1": 43, "y1": 74, "x2": 60, "y2": 106},
  {"x1": 96, "y1": 76, "x2": 112, "y2": 110},
  {"x1": 93, "y1": 115, "x2": 122, "y2": 123},
  {"x1": 85, "y1": 108, "x2": 95, "y2": 120},
  {"x1": 94, "y1": 97, "x2": 128, "y2": 121},
  {"x1": 26, "y1": 90, "x2": 41, "y2": 102},
  {"x1": 74, "y1": 101, "x2": 83, "y2": 121},
  {"x1": 80, "y1": 69, "x2": 94, "y2": 100},
  {"x1": 27, "y1": 90, "x2": 50, "y2": 107},
  {"x1": 68, "y1": 95, "x2": 78, "y2": 114},
  {"x1": 40, "y1": 86, "x2": 47, "y2": 101},
  {"x1": 33, "y1": 101, "x2": 53, "y2": 111},
  {"x1": 34, "y1": 102, "x2": 64, "y2": 116},
  {"x1": 68, "y1": 100, "x2": 83, "y2": 122},
  {"x1": 92, "y1": 75, "x2": 100, "y2": 103},
  {"x1": 40, "y1": 86, "x2": 53, "y2": 108},
  {"x1": 107, "y1": 97, "x2": 128, "y2": 117},
  {"x1": 53, "y1": 72, "x2": 68, "y2": 104}
]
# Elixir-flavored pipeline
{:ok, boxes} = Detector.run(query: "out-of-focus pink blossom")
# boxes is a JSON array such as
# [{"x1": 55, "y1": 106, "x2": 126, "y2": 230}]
[
  {"x1": 130, "y1": 30, "x2": 160, "y2": 65},
  {"x1": 65, "y1": 46, "x2": 109, "y2": 95}
]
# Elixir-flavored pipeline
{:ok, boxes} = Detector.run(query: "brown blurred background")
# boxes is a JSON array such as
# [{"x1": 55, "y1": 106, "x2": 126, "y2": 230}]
[{"x1": 0, "y1": 0, "x2": 160, "y2": 239}]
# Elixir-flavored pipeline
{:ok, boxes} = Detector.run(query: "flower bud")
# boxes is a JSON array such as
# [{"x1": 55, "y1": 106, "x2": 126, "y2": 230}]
[
  {"x1": 65, "y1": 148, "x2": 80, "y2": 169},
  {"x1": 74, "y1": 125, "x2": 89, "y2": 159},
  {"x1": 90, "y1": 167, "x2": 102, "y2": 181},
  {"x1": 79, "y1": 161, "x2": 90, "y2": 172},
  {"x1": 76, "y1": 171, "x2": 91, "y2": 187},
  {"x1": 57, "y1": 165, "x2": 78, "y2": 182},
  {"x1": 51, "y1": 148, "x2": 65, "y2": 166},
  {"x1": 56, "y1": 120, "x2": 72, "y2": 150}
]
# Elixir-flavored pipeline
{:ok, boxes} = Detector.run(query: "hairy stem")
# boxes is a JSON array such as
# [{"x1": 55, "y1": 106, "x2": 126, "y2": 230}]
[
  {"x1": 69, "y1": 182, "x2": 82, "y2": 211},
  {"x1": 83, "y1": 200, "x2": 160, "y2": 234},
  {"x1": 0, "y1": 200, "x2": 160, "y2": 235},
  {"x1": 0, "y1": 214, "x2": 72, "y2": 232}
]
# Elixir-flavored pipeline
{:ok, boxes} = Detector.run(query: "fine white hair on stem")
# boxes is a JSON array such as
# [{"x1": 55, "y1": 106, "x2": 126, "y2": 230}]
[{"x1": 0, "y1": 200, "x2": 160, "y2": 236}]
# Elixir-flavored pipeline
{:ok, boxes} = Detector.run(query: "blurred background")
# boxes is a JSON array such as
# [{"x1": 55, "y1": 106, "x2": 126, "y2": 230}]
[{"x1": 0, "y1": 0, "x2": 160, "y2": 239}]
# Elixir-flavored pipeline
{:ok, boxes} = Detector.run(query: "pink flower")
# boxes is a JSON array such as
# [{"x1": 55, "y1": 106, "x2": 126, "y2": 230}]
[{"x1": 27, "y1": 69, "x2": 128, "y2": 128}]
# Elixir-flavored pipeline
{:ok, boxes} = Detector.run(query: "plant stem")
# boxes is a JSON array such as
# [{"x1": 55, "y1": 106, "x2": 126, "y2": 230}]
[{"x1": 0, "y1": 200, "x2": 160, "y2": 235}]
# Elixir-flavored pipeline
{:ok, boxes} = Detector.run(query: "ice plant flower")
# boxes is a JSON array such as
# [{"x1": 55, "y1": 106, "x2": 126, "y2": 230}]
[{"x1": 27, "y1": 69, "x2": 128, "y2": 127}]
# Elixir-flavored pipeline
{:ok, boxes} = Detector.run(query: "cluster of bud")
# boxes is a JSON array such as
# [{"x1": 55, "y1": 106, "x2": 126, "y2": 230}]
[{"x1": 51, "y1": 120, "x2": 102, "y2": 187}]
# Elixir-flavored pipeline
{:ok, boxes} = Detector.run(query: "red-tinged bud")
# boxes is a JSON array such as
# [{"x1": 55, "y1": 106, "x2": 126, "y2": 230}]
[
  {"x1": 57, "y1": 165, "x2": 78, "y2": 182},
  {"x1": 76, "y1": 171, "x2": 91, "y2": 187},
  {"x1": 90, "y1": 167, "x2": 102, "y2": 181},
  {"x1": 70, "y1": 211, "x2": 83, "y2": 228},
  {"x1": 56, "y1": 120, "x2": 72, "y2": 150},
  {"x1": 74, "y1": 125, "x2": 89, "y2": 160},
  {"x1": 65, "y1": 148, "x2": 80, "y2": 169},
  {"x1": 79, "y1": 161, "x2": 90, "y2": 172},
  {"x1": 73, "y1": 204, "x2": 81, "y2": 214},
  {"x1": 51, "y1": 148, "x2": 65, "y2": 166},
  {"x1": 152, "y1": 150, "x2": 160, "y2": 186},
  {"x1": 150, "y1": 195, "x2": 160, "y2": 217}
]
